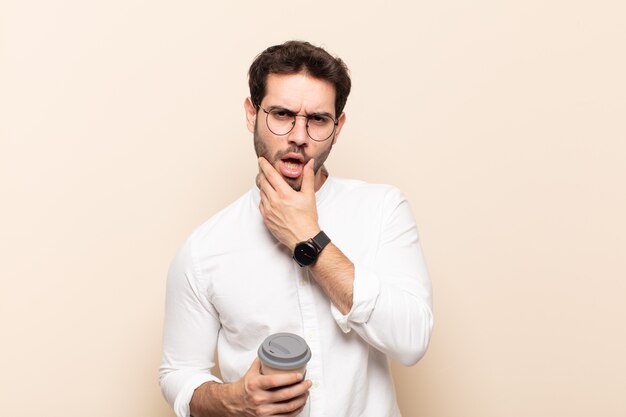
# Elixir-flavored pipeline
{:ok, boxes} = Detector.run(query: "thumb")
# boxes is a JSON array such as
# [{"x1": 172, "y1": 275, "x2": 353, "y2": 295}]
[
  {"x1": 302, "y1": 159, "x2": 315, "y2": 193},
  {"x1": 247, "y1": 357, "x2": 262, "y2": 376}
]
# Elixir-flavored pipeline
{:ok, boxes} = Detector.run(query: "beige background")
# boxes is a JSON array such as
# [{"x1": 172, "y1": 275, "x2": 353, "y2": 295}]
[{"x1": 1, "y1": 1, "x2": 625, "y2": 416}]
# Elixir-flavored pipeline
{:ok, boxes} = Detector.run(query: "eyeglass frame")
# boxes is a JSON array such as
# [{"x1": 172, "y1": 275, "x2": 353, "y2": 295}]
[{"x1": 256, "y1": 104, "x2": 340, "y2": 142}]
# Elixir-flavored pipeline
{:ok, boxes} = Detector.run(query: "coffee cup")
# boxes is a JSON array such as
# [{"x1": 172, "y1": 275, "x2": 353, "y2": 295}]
[{"x1": 258, "y1": 332, "x2": 311, "y2": 376}]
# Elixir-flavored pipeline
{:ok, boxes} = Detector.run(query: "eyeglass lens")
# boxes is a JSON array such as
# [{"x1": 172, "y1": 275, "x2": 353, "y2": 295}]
[{"x1": 266, "y1": 109, "x2": 335, "y2": 141}]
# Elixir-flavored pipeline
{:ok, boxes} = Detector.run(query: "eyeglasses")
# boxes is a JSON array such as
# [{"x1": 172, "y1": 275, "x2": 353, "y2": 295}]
[{"x1": 258, "y1": 106, "x2": 339, "y2": 142}]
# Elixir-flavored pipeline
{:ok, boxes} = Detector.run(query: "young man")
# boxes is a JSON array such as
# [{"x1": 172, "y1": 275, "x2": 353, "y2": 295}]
[{"x1": 160, "y1": 41, "x2": 433, "y2": 417}]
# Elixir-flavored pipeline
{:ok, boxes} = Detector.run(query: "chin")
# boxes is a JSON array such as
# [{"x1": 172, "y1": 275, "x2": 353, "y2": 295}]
[{"x1": 284, "y1": 176, "x2": 302, "y2": 191}]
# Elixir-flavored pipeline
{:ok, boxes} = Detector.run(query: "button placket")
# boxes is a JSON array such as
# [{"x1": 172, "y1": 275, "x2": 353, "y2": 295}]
[{"x1": 295, "y1": 266, "x2": 325, "y2": 417}]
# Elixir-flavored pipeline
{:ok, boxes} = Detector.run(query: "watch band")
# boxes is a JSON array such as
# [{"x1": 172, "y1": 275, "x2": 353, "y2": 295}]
[{"x1": 311, "y1": 231, "x2": 331, "y2": 251}]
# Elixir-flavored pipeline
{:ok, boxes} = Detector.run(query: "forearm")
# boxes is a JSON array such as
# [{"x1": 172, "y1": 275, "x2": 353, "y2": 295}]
[
  {"x1": 317, "y1": 237, "x2": 432, "y2": 365},
  {"x1": 311, "y1": 248, "x2": 432, "y2": 364},
  {"x1": 190, "y1": 381, "x2": 239, "y2": 417},
  {"x1": 189, "y1": 360, "x2": 311, "y2": 417},
  {"x1": 308, "y1": 243, "x2": 354, "y2": 315}
]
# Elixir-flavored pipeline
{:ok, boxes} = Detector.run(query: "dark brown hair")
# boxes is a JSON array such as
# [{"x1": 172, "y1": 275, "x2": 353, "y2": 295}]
[{"x1": 248, "y1": 40, "x2": 351, "y2": 117}]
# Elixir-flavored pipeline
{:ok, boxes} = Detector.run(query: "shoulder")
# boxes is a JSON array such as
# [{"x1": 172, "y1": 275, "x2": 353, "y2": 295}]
[
  {"x1": 327, "y1": 176, "x2": 407, "y2": 207},
  {"x1": 179, "y1": 189, "x2": 257, "y2": 258}
]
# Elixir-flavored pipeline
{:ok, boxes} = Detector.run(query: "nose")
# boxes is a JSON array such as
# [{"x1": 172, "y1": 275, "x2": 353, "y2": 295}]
[{"x1": 288, "y1": 115, "x2": 309, "y2": 146}]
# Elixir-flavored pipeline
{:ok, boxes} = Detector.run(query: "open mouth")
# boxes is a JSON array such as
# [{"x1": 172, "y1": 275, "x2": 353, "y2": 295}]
[
  {"x1": 278, "y1": 153, "x2": 305, "y2": 179},
  {"x1": 279, "y1": 157, "x2": 304, "y2": 178}
]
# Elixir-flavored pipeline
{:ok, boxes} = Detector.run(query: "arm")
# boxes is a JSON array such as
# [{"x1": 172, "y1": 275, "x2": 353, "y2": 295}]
[
  {"x1": 159, "y1": 240, "x2": 223, "y2": 417},
  {"x1": 190, "y1": 360, "x2": 310, "y2": 417},
  {"x1": 160, "y1": 238, "x2": 311, "y2": 417},
  {"x1": 308, "y1": 243, "x2": 354, "y2": 314},
  {"x1": 257, "y1": 158, "x2": 433, "y2": 366},
  {"x1": 330, "y1": 188, "x2": 433, "y2": 366},
  {"x1": 256, "y1": 157, "x2": 354, "y2": 315}
]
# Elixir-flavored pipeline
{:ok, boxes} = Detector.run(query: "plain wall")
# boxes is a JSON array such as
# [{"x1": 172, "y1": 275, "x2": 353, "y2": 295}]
[{"x1": 1, "y1": 1, "x2": 625, "y2": 416}]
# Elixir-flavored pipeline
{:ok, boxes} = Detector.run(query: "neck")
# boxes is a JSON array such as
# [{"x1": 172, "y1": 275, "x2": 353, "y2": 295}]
[{"x1": 314, "y1": 165, "x2": 329, "y2": 191}]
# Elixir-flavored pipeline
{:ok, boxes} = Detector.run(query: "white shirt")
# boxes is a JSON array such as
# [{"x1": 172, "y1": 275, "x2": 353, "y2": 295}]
[{"x1": 159, "y1": 176, "x2": 433, "y2": 417}]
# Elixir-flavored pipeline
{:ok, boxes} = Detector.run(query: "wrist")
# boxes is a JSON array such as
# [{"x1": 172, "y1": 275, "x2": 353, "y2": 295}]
[
  {"x1": 219, "y1": 381, "x2": 243, "y2": 417},
  {"x1": 292, "y1": 227, "x2": 321, "y2": 250},
  {"x1": 190, "y1": 381, "x2": 240, "y2": 417},
  {"x1": 293, "y1": 230, "x2": 331, "y2": 267}
]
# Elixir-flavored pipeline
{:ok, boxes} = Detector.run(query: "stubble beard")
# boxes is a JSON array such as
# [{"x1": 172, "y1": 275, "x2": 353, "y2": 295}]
[{"x1": 253, "y1": 123, "x2": 333, "y2": 191}]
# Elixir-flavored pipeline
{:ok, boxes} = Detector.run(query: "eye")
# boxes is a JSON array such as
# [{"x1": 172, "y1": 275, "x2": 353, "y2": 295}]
[
  {"x1": 271, "y1": 109, "x2": 293, "y2": 119},
  {"x1": 309, "y1": 114, "x2": 330, "y2": 125}
]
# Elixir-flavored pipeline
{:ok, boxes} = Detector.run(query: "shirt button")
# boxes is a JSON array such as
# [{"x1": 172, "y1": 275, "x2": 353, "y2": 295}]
[
  {"x1": 313, "y1": 380, "x2": 321, "y2": 389},
  {"x1": 299, "y1": 278, "x2": 308, "y2": 286}
]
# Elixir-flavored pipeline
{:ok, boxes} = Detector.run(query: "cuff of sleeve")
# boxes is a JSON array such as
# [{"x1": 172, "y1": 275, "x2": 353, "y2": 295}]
[
  {"x1": 331, "y1": 263, "x2": 380, "y2": 333},
  {"x1": 173, "y1": 373, "x2": 223, "y2": 417}
]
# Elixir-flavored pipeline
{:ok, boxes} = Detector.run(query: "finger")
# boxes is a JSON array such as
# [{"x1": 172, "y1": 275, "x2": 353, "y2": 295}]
[
  {"x1": 268, "y1": 392, "x2": 309, "y2": 416},
  {"x1": 259, "y1": 198, "x2": 266, "y2": 217},
  {"x1": 259, "y1": 182, "x2": 271, "y2": 206},
  {"x1": 268, "y1": 379, "x2": 312, "y2": 402},
  {"x1": 259, "y1": 196, "x2": 273, "y2": 226},
  {"x1": 301, "y1": 158, "x2": 315, "y2": 193},
  {"x1": 257, "y1": 371, "x2": 305, "y2": 390},
  {"x1": 258, "y1": 183, "x2": 279, "y2": 223},
  {"x1": 257, "y1": 168, "x2": 278, "y2": 199},
  {"x1": 247, "y1": 357, "x2": 262, "y2": 375},
  {"x1": 258, "y1": 157, "x2": 290, "y2": 194}
]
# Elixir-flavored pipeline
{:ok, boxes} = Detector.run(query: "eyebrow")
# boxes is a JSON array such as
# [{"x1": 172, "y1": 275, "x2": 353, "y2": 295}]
[{"x1": 266, "y1": 105, "x2": 335, "y2": 119}]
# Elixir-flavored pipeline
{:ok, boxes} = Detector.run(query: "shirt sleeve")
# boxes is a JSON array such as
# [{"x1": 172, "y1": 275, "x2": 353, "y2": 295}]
[
  {"x1": 159, "y1": 238, "x2": 223, "y2": 417},
  {"x1": 330, "y1": 187, "x2": 434, "y2": 366}
]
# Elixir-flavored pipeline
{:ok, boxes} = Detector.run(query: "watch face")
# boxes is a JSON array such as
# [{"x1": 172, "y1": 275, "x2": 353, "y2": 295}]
[{"x1": 294, "y1": 242, "x2": 317, "y2": 266}]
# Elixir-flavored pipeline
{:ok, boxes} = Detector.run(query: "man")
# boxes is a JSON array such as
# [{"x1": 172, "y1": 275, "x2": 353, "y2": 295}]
[{"x1": 160, "y1": 40, "x2": 433, "y2": 417}]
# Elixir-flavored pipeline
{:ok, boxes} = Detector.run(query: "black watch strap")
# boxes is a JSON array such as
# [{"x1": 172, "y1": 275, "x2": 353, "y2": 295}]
[{"x1": 311, "y1": 231, "x2": 331, "y2": 251}]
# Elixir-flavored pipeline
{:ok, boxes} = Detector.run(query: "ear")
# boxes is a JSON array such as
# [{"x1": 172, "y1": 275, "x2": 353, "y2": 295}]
[
  {"x1": 244, "y1": 97, "x2": 257, "y2": 134},
  {"x1": 331, "y1": 112, "x2": 347, "y2": 145}
]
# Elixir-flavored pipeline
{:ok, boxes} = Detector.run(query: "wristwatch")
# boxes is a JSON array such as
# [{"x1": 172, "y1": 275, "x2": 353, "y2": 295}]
[{"x1": 293, "y1": 231, "x2": 331, "y2": 267}]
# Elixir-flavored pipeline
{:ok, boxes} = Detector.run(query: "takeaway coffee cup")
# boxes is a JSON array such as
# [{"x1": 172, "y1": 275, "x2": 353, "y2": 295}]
[{"x1": 258, "y1": 332, "x2": 311, "y2": 376}]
